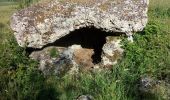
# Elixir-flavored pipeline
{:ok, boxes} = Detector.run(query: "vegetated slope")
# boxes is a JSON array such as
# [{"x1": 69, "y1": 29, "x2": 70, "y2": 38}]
[{"x1": 0, "y1": 0, "x2": 170, "y2": 100}]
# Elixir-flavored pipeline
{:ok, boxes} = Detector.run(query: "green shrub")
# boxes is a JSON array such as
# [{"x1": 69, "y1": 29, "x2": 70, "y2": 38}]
[
  {"x1": 0, "y1": 22, "x2": 5, "y2": 29},
  {"x1": 15, "y1": 0, "x2": 39, "y2": 8},
  {"x1": 167, "y1": 8, "x2": 170, "y2": 17},
  {"x1": 116, "y1": 21, "x2": 170, "y2": 99},
  {"x1": 144, "y1": 22, "x2": 161, "y2": 35}
]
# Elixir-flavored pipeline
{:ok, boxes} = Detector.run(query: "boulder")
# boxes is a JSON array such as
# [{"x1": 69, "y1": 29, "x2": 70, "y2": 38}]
[
  {"x1": 11, "y1": 0, "x2": 149, "y2": 75},
  {"x1": 11, "y1": 0, "x2": 149, "y2": 48}
]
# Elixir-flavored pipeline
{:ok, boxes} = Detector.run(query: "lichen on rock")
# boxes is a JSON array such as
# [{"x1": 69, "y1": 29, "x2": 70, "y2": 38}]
[
  {"x1": 11, "y1": 0, "x2": 149, "y2": 75},
  {"x1": 11, "y1": 0, "x2": 149, "y2": 48}
]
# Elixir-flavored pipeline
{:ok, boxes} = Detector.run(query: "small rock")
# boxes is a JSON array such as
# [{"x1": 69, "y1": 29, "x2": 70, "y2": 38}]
[
  {"x1": 139, "y1": 77, "x2": 156, "y2": 92},
  {"x1": 77, "y1": 95, "x2": 93, "y2": 100}
]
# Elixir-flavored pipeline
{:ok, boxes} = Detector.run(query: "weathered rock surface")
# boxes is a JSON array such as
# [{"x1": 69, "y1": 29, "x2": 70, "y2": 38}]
[
  {"x1": 77, "y1": 95, "x2": 93, "y2": 100},
  {"x1": 11, "y1": 0, "x2": 149, "y2": 75},
  {"x1": 11, "y1": 0, "x2": 149, "y2": 48},
  {"x1": 29, "y1": 39, "x2": 123, "y2": 75},
  {"x1": 102, "y1": 37, "x2": 123, "y2": 67}
]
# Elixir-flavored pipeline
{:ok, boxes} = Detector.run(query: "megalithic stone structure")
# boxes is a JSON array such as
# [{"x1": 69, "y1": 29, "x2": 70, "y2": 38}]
[{"x1": 10, "y1": 0, "x2": 149, "y2": 75}]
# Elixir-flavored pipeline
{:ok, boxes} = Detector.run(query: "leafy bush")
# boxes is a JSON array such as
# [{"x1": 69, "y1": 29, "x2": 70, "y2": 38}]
[
  {"x1": 116, "y1": 21, "x2": 170, "y2": 99},
  {"x1": 167, "y1": 8, "x2": 170, "y2": 17}
]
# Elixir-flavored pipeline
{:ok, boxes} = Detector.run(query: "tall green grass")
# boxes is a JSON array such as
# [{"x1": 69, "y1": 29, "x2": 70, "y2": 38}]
[{"x1": 17, "y1": 0, "x2": 40, "y2": 8}]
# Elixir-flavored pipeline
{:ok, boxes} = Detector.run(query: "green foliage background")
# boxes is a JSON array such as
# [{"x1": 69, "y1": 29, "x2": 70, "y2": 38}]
[{"x1": 0, "y1": 0, "x2": 170, "y2": 100}]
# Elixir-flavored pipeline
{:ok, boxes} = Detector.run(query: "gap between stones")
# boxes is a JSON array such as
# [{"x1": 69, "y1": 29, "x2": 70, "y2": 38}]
[{"x1": 26, "y1": 26, "x2": 125, "y2": 64}]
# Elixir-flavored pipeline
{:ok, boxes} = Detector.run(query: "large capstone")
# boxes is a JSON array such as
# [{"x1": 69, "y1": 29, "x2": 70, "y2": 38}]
[
  {"x1": 11, "y1": 0, "x2": 149, "y2": 48},
  {"x1": 11, "y1": 0, "x2": 149, "y2": 75}
]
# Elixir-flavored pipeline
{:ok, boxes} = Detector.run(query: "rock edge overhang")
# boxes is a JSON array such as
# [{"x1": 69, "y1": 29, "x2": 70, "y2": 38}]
[{"x1": 11, "y1": 0, "x2": 149, "y2": 48}]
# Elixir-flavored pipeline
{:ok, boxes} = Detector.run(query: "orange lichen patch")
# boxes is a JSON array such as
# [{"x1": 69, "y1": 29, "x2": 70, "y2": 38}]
[
  {"x1": 73, "y1": 48, "x2": 94, "y2": 71},
  {"x1": 35, "y1": 12, "x2": 46, "y2": 23}
]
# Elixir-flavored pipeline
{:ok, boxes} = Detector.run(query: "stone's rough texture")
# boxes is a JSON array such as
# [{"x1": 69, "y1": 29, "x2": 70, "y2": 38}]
[
  {"x1": 102, "y1": 38, "x2": 123, "y2": 67},
  {"x1": 73, "y1": 48, "x2": 94, "y2": 71},
  {"x1": 30, "y1": 45, "x2": 94, "y2": 75},
  {"x1": 11, "y1": 0, "x2": 149, "y2": 75},
  {"x1": 29, "y1": 46, "x2": 73, "y2": 75},
  {"x1": 30, "y1": 39, "x2": 123, "y2": 75},
  {"x1": 139, "y1": 77, "x2": 156, "y2": 92},
  {"x1": 77, "y1": 95, "x2": 93, "y2": 100},
  {"x1": 11, "y1": 0, "x2": 149, "y2": 48}
]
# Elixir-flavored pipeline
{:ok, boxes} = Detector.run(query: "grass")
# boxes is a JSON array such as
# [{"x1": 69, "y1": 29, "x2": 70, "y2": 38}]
[
  {"x1": 149, "y1": 0, "x2": 170, "y2": 32},
  {"x1": 0, "y1": 0, "x2": 170, "y2": 100}
]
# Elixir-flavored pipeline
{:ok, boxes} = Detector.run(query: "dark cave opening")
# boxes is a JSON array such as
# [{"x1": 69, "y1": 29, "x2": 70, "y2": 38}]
[
  {"x1": 27, "y1": 27, "x2": 124, "y2": 64},
  {"x1": 52, "y1": 27, "x2": 109, "y2": 64}
]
